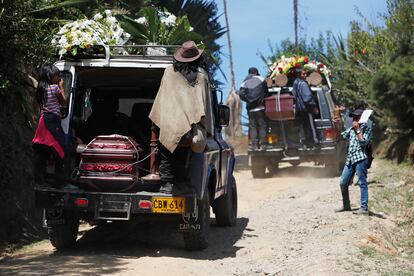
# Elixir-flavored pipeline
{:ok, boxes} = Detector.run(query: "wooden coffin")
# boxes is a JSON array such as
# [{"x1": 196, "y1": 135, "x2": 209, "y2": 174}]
[{"x1": 265, "y1": 94, "x2": 295, "y2": 121}]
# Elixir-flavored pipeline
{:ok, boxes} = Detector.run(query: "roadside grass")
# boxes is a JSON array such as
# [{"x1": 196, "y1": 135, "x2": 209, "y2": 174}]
[
  {"x1": 354, "y1": 159, "x2": 414, "y2": 274},
  {"x1": 0, "y1": 239, "x2": 46, "y2": 261},
  {"x1": 0, "y1": 222, "x2": 90, "y2": 261},
  {"x1": 360, "y1": 246, "x2": 377, "y2": 257}
]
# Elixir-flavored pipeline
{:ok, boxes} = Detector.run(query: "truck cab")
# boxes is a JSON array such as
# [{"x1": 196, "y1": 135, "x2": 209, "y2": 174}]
[{"x1": 35, "y1": 45, "x2": 238, "y2": 250}]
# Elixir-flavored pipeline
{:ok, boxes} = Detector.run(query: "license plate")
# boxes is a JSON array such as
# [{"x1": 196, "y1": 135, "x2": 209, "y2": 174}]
[{"x1": 152, "y1": 197, "x2": 185, "y2": 214}]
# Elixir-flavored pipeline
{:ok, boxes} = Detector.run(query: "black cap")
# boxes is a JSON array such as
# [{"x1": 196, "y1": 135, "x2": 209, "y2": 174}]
[
  {"x1": 349, "y1": 108, "x2": 364, "y2": 117},
  {"x1": 248, "y1": 67, "x2": 259, "y2": 75}
]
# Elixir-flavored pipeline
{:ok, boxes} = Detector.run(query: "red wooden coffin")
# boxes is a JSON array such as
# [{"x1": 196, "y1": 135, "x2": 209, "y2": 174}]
[
  {"x1": 265, "y1": 94, "x2": 295, "y2": 121},
  {"x1": 79, "y1": 135, "x2": 142, "y2": 191}
]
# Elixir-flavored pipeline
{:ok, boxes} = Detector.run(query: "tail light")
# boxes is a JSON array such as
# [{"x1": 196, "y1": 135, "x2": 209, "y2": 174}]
[
  {"x1": 324, "y1": 128, "x2": 335, "y2": 141},
  {"x1": 139, "y1": 200, "x2": 152, "y2": 209},
  {"x1": 75, "y1": 198, "x2": 89, "y2": 207},
  {"x1": 267, "y1": 134, "x2": 278, "y2": 144}
]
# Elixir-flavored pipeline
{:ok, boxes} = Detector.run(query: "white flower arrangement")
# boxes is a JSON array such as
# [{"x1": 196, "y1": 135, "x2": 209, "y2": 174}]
[
  {"x1": 52, "y1": 10, "x2": 130, "y2": 56},
  {"x1": 135, "y1": 17, "x2": 147, "y2": 25},
  {"x1": 119, "y1": 7, "x2": 202, "y2": 48},
  {"x1": 158, "y1": 11, "x2": 177, "y2": 27}
]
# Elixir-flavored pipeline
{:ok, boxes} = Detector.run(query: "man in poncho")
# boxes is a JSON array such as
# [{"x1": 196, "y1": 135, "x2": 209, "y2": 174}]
[{"x1": 149, "y1": 41, "x2": 213, "y2": 193}]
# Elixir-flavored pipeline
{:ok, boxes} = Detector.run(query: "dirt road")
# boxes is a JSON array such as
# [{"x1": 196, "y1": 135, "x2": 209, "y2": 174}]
[{"x1": 0, "y1": 155, "x2": 411, "y2": 275}]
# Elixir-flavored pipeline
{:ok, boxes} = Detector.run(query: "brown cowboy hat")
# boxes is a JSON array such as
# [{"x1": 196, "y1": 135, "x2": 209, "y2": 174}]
[{"x1": 174, "y1": 41, "x2": 203, "y2": 62}]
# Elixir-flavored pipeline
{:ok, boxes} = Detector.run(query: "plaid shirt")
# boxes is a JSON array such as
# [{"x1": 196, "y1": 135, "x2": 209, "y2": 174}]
[{"x1": 341, "y1": 123, "x2": 373, "y2": 165}]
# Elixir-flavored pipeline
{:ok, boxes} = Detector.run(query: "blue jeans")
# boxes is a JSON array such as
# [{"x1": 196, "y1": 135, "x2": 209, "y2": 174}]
[{"x1": 340, "y1": 159, "x2": 369, "y2": 210}]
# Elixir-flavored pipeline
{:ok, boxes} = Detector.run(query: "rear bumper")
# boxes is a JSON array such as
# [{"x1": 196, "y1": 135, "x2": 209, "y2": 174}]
[
  {"x1": 34, "y1": 187, "x2": 196, "y2": 218},
  {"x1": 248, "y1": 145, "x2": 338, "y2": 160}
]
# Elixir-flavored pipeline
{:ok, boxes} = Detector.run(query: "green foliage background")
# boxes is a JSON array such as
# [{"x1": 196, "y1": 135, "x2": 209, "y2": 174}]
[
  {"x1": 0, "y1": 0, "x2": 413, "y2": 246},
  {"x1": 261, "y1": 0, "x2": 414, "y2": 136},
  {"x1": 0, "y1": 0, "x2": 224, "y2": 246}
]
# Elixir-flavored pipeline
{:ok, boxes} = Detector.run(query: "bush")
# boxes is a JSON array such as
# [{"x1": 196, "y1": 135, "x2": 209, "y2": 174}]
[{"x1": 371, "y1": 56, "x2": 414, "y2": 130}]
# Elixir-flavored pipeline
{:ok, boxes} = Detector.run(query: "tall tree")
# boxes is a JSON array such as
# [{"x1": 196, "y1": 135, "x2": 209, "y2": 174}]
[{"x1": 222, "y1": 0, "x2": 242, "y2": 137}]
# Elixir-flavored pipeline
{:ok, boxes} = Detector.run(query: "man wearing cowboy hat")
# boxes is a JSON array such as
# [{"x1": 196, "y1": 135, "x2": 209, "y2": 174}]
[
  {"x1": 149, "y1": 41, "x2": 213, "y2": 194},
  {"x1": 335, "y1": 105, "x2": 373, "y2": 215}
]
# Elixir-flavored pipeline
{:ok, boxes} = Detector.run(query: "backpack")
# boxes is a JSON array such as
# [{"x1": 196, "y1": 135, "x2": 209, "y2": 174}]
[{"x1": 366, "y1": 144, "x2": 373, "y2": 169}]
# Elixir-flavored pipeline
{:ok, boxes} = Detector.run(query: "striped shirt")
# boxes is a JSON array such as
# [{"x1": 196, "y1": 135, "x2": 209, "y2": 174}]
[
  {"x1": 41, "y1": 84, "x2": 61, "y2": 117},
  {"x1": 341, "y1": 123, "x2": 373, "y2": 165}
]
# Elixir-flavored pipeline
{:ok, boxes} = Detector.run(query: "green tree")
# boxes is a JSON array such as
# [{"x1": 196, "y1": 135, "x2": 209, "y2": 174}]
[{"x1": 371, "y1": 0, "x2": 414, "y2": 131}]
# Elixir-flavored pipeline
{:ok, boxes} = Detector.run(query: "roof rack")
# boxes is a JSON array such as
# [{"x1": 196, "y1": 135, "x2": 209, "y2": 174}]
[{"x1": 58, "y1": 44, "x2": 181, "y2": 62}]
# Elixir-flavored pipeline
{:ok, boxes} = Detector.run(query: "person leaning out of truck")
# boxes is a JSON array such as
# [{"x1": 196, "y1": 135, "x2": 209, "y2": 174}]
[
  {"x1": 32, "y1": 64, "x2": 68, "y2": 188},
  {"x1": 335, "y1": 107, "x2": 373, "y2": 215},
  {"x1": 292, "y1": 68, "x2": 319, "y2": 149},
  {"x1": 238, "y1": 67, "x2": 269, "y2": 150}
]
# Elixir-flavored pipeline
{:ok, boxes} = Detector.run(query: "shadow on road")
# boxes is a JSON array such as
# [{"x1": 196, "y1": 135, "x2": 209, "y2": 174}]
[
  {"x1": 235, "y1": 154, "x2": 337, "y2": 179},
  {"x1": 0, "y1": 217, "x2": 249, "y2": 275},
  {"x1": 76, "y1": 216, "x2": 249, "y2": 259}
]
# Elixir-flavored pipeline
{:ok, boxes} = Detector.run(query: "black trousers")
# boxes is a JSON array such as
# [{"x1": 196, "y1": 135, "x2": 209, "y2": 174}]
[
  {"x1": 296, "y1": 112, "x2": 319, "y2": 146},
  {"x1": 248, "y1": 110, "x2": 267, "y2": 144},
  {"x1": 159, "y1": 144, "x2": 190, "y2": 184},
  {"x1": 34, "y1": 113, "x2": 68, "y2": 187},
  {"x1": 43, "y1": 112, "x2": 65, "y2": 148},
  {"x1": 33, "y1": 143, "x2": 65, "y2": 187}
]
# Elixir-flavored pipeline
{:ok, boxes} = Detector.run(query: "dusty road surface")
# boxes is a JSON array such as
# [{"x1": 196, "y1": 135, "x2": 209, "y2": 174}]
[{"x1": 0, "y1": 155, "x2": 411, "y2": 275}]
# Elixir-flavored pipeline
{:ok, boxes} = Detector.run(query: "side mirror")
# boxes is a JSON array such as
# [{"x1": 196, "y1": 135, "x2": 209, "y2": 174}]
[{"x1": 218, "y1": 104, "x2": 230, "y2": 127}]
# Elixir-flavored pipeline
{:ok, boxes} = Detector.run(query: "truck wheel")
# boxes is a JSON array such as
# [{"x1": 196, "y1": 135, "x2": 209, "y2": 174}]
[
  {"x1": 267, "y1": 163, "x2": 279, "y2": 175},
  {"x1": 251, "y1": 156, "x2": 266, "y2": 178},
  {"x1": 48, "y1": 212, "x2": 79, "y2": 249},
  {"x1": 326, "y1": 148, "x2": 346, "y2": 177},
  {"x1": 289, "y1": 161, "x2": 300, "y2": 167},
  {"x1": 213, "y1": 176, "x2": 237, "y2": 227},
  {"x1": 326, "y1": 159, "x2": 343, "y2": 177},
  {"x1": 183, "y1": 192, "x2": 210, "y2": 250}
]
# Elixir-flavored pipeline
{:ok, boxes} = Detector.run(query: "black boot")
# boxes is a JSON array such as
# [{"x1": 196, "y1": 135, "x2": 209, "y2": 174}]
[
  {"x1": 335, "y1": 185, "x2": 351, "y2": 212},
  {"x1": 159, "y1": 182, "x2": 173, "y2": 194}
]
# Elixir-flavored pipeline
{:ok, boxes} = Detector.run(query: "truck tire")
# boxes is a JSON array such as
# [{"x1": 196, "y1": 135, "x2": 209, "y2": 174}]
[
  {"x1": 183, "y1": 192, "x2": 210, "y2": 250},
  {"x1": 326, "y1": 148, "x2": 346, "y2": 177},
  {"x1": 289, "y1": 161, "x2": 300, "y2": 167},
  {"x1": 251, "y1": 156, "x2": 266, "y2": 178},
  {"x1": 48, "y1": 213, "x2": 79, "y2": 249},
  {"x1": 267, "y1": 163, "x2": 279, "y2": 175},
  {"x1": 213, "y1": 176, "x2": 237, "y2": 226}
]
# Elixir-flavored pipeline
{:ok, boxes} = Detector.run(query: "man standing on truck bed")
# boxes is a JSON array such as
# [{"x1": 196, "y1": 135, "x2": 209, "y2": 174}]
[
  {"x1": 239, "y1": 67, "x2": 269, "y2": 150},
  {"x1": 149, "y1": 41, "x2": 212, "y2": 194},
  {"x1": 292, "y1": 68, "x2": 319, "y2": 148}
]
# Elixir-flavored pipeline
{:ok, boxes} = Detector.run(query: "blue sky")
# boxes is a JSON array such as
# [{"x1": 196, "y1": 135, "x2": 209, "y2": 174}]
[{"x1": 215, "y1": 0, "x2": 388, "y2": 93}]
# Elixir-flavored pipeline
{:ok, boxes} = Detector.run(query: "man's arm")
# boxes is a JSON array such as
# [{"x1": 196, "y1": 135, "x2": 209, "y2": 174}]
[
  {"x1": 341, "y1": 128, "x2": 352, "y2": 140},
  {"x1": 262, "y1": 80, "x2": 270, "y2": 97},
  {"x1": 299, "y1": 82, "x2": 316, "y2": 107},
  {"x1": 57, "y1": 79, "x2": 68, "y2": 107},
  {"x1": 352, "y1": 122, "x2": 372, "y2": 146},
  {"x1": 238, "y1": 82, "x2": 248, "y2": 101}
]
